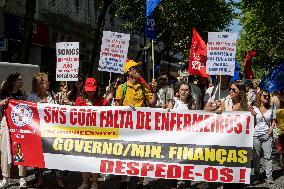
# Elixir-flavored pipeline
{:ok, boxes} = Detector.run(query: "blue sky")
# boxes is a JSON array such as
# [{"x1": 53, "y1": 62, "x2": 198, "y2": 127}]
[
  {"x1": 230, "y1": 19, "x2": 242, "y2": 35},
  {"x1": 229, "y1": 0, "x2": 242, "y2": 36}
]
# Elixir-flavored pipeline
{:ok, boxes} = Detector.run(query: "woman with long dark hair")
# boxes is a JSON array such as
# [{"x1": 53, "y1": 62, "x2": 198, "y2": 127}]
[
  {"x1": 67, "y1": 74, "x2": 85, "y2": 104},
  {"x1": 216, "y1": 81, "x2": 249, "y2": 189},
  {"x1": 220, "y1": 80, "x2": 248, "y2": 112},
  {"x1": 167, "y1": 81, "x2": 195, "y2": 189},
  {"x1": 0, "y1": 73, "x2": 27, "y2": 188},
  {"x1": 167, "y1": 81, "x2": 196, "y2": 110}
]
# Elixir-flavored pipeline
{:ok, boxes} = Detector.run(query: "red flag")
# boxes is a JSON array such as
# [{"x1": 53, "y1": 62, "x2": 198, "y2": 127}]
[
  {"x1": 188, "y1": 28, "x2": 208, "y2": 77},
  {"x1": 243, "y1": 50, "x2": 257, "y2": 79}
]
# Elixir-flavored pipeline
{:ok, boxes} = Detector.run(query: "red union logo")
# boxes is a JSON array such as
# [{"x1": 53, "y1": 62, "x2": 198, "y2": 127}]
[
  {"x1": 11, "y1": 104, "x2": 33, "y2": 127},
  {"x1": 192, "y1": 61, "x2": 204, "y2": 70}
]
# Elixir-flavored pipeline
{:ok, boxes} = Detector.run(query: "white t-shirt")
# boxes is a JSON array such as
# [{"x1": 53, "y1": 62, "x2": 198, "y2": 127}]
[
  {"x1": 253, "y1": 106, "x2": 275, "y2": 137},
  {"x1": 27, "y1": 92, "x2": 55, "y2": 104},
  {"x1": 204, "y1": 84, "x2": 230, "y2": 103},
  {"x1": 172, "y1": 97, "x2": 189, "y2": 110}
]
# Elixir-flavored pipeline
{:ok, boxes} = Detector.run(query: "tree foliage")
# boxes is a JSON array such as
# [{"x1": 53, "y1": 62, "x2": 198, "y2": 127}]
[
  {"x1": 237, "y1": 0, "x2": 284, "y2": 78},
  {"x1": 114, "y1": 0, "x2": 234, "y2": 62}
]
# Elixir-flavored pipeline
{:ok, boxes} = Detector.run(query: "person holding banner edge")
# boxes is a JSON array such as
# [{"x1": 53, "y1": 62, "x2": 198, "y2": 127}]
[
  {"x1": 26, "y1": 72, "x2": 65, "y2": 188},
  {"x1": 206, "y1": 80, "x2": 249, "y2": 188},
  {"x1": 0, "y1": 73, "x2": 27, "y2": 188},
  {"x1": 75, "y1": 77, "x2": 107, "y2": 189},
  {"x1": 204, "y1": 75, "x2": 231, "y2": 111},
  {"x1": 115, "y1": 59, "x2": 157, "y2": 189}
]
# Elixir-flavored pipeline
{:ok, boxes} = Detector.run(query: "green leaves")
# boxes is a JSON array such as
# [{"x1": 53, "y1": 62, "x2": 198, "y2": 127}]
[
  {"x1": 237, "y1": 0, "x2": 284, "y2": 78},
  {"x1": 114, "y1": 0, "x2": 234, "y2": 61}
]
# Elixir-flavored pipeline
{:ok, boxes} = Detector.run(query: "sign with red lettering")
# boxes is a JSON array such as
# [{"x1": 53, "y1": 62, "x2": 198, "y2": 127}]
[
  {"x1": 5, "y1": 100, "x2": 253, "y2": 184},
  {"x1": 206, "y1": 32, "x2": 237, "y2": 76},
  {"x1": 56, "y1": 42, "x2": 80, "y2": 81},
  {"x1": 98, "y1": 31, "x2": 130, "y2": 74}
]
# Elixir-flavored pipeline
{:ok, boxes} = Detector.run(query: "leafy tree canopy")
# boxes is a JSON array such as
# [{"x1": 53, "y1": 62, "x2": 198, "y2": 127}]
[
  {"x1": 237, "y1": 0, "x2": 284, "y2": 78},
  {"x1": 114, "y1": 0, "x2": 234, "y2": 62}
]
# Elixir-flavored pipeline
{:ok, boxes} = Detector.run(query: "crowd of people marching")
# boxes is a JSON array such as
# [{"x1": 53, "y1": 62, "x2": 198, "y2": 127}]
[{"x1": 0, "y1": 59, "x2": 284, "y2": 189}]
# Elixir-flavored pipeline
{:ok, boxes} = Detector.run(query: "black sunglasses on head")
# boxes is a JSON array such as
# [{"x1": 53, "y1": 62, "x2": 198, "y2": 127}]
[{"x1": 229, "y1": 88, "x2": 238, "y2": 93}]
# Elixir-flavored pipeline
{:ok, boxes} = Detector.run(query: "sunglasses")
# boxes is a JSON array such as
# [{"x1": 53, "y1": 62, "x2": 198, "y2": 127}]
[
  {"x1": 130, "y1": 67, "x2": 141, "y2": 71},
  {"x1": 229, "y1": 88, "x2": 238, "y2": 93},
  {"x1": 159, "y1": 77, "x2": 168, "y2": 80},
  {"x1": 262, "y1": 94, "x2": 269, "y2": 98}
]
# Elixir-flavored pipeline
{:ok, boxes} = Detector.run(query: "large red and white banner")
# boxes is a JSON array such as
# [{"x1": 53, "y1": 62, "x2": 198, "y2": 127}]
[{"x1": 5, "y1": 100, "x2": 253, "y2": 184}]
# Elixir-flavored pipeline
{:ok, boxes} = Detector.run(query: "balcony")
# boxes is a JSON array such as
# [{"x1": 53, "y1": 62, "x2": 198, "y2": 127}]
[{"x1": 39, "y1": 0, "x2": 96, "y2": 27}]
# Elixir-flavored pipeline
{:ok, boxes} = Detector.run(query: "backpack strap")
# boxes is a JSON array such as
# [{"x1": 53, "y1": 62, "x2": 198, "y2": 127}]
[
  {"x1": 121, "y1": 82, "x2": 147, "y2": 107},
  {"x1": 121, "y1": 82, "x2": 128, "y2": 105}
]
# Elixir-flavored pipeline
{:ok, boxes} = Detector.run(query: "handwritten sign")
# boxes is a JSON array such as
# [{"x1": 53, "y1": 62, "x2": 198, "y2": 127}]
[
  {"x1": 56, "y1": 42, "x2": 79, "y2": 81},
  {"x1": 98, "y1": 31, "x2": 130, "y2": 74},
  {"x1": 206, "y1": 32, "x2": 237, "y2": 76}
]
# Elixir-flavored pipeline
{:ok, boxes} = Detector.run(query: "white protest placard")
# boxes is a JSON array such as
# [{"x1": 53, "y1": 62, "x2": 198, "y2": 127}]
[
  {"x1": 56, "y1": 42, "x2": 79, "y2": 81},
  {"x1": 206, "y1": 32, "x2": 237, "y2": 76},
  {"x1": 98, "y1": 31, "x2": 130, "y2": 74}
]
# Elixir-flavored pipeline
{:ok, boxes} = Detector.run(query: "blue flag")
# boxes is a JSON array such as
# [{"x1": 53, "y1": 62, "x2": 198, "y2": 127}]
[
  {"x1": 259, "y1": 60, "x2": 284, "y2": 92},
  {"x1": 144, "y1": 15, "x2": 157, "y2": 39},
  {"x1": 146, "y1": 0, "x2": 161, "y2": 16},
  {"x1": 230, "y1": 61, "x2": 241, "y2": 82}
]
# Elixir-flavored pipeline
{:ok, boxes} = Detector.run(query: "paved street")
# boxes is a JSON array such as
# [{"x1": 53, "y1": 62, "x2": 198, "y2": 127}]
[{"x1": 3, "y1": 147, "x2": 284, "y2": 189}]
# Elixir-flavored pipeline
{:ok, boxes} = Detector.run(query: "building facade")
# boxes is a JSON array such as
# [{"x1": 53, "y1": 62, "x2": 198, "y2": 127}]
[{"x1": 0, "y1": 0, "x2": 144, "y2": 85}]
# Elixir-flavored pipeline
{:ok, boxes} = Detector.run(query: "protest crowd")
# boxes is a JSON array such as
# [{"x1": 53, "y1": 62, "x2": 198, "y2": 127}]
[
  {"x1": 0, "y1": 57, "x2": 284, "y2": 189},
  {"x1": 0, "y1": 1, "x2": 283, "y2": 188}
]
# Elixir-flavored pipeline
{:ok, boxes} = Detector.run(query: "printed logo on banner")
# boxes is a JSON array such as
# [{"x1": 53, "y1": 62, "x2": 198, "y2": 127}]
[{"x1": 11, "y1": 104, "x2": 33, "y2": 127}]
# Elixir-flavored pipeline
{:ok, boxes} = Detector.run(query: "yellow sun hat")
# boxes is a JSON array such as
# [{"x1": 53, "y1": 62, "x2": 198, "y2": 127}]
[{"x1": 123, "y1": 59, "x2": 142, "y2": 73}]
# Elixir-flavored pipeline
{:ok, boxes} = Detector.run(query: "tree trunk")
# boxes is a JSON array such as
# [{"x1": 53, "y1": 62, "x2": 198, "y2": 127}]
[
  {"x1": 19, "y1": 0, "x2": 36, "y2": 64},
  {"x1": 88, "y1": 0, "x2": 113, "y2": 77}
]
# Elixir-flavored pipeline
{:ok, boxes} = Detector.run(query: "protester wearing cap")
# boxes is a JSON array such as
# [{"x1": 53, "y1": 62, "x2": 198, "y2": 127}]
[
  {"x1": 75, "y1": 77, "x2": 107, "y2": 106},
  {"x1": 115, "y1": 60, "x2": 157, "y2": 189},
  {"x1": 75, "y1": 78, "x2": 107, "y2": 189},
  {"x1": 115, "y1": 59, "x2": 157, "y2": 107}
]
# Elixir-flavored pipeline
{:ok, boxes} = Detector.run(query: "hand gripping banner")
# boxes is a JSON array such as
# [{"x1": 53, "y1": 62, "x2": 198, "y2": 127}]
[{"x1": 5, "y1": 100, "x2": 254, "y2": 184}]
